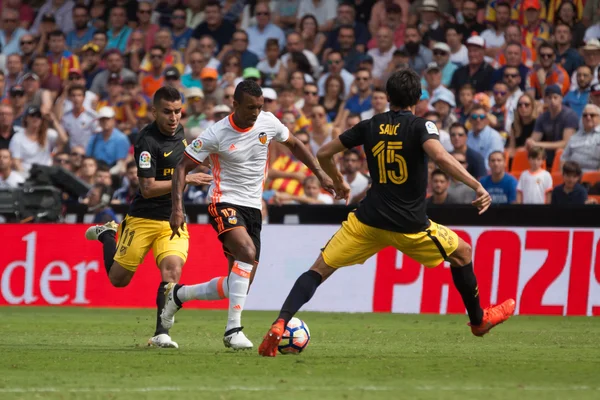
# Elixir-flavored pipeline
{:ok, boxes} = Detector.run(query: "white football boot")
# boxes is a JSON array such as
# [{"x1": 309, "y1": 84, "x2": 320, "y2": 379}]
[
  {"x1": 223, "y1": 328, "x2": 253, "y2": 350},
  {"x1": 85, "y1": 220, "x2": 119, "y2": 241},
  {"x1": 160, "y1": 282, "x2": 182, "y2": 330},
  {"x1": 147, "y1": 334, "x2": 179, "y2": 349}
]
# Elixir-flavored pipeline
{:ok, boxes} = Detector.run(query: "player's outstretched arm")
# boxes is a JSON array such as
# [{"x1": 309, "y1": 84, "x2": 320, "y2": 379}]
[
  {"x1": 282, "y1": 134, "x2": 336, "y2": 195},
  {"x1": 423, "y1": 139, "x2": 492, "y2": 214},
  {"x1": 316, "y1": 138, "x2": 351, "y2": 203}
]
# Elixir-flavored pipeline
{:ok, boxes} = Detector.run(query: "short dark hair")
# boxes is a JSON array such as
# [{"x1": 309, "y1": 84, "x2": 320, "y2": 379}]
[
  {"x1": 347, "y1": 113, "x2": 361, "y2": 120},
  {"x1": 562, "y1": 160, "x2": 582, "y2": 176},
  {"x1": 385, "y1": 69, "x2": 421, "y2": 108},
  {"x1": 488, "y1": 150, "x2": 505, "y2": 162},
  {"x1": 343, "y1": 148, "x2": 362, "y2": 158},
  {"x1": 554, "y1": 21, "x2": 572, "y2": 32},
  {"x1": 528, "y1": 146, "x2": 546, "y2": 159},
  {"x1": 431, "y1": 168, "x2": 448, "y2": 180},
  {"x1": 424, "y1": 111, "x2": 440, "y2": 119},
  {"x1": 68, "y1": 84, "x2": 86, "y2": 96},
  {"x1": 126, "y1": 160, "x2": 137, "y2": 170},
  {"x1": 48, "y1": 30, "x2": 65, "y2": 39},
  {"x1": 266, "y1": 38, "x2": 279, "y2": 49},
  {"x1": 96, "y1": 160, "x2": 110, "y2": 173},
  {"x1": 205, "y1": 0, "x2": 221, "y2": 9},
  {"x1": 496, "y1": 1, "x2": 511, "y2": 10},
  {"x1": 73, "y1": 4, "x2": 88, "y2": 13},
  {"x1": 233, "y1": 79, "x2": 263, "y2": 103},
  {"x1": 459, "y1": 83, "x2": 475, "y2": 94},
  {"x1": 538, "y1": 41, "x2": 554, "y2": 55},
  {"x1": 153, "y1": 86, "x2": 182, "y2": 106},
  {"x1": 93, "y1": 30, "x2": 107, "y2": 39},
  {"x1": 150, "y1": 45, "x2": 165, "y2": 54},
  {"x1": 449, "y1": 122, "x2": 467, "y2": 134}
]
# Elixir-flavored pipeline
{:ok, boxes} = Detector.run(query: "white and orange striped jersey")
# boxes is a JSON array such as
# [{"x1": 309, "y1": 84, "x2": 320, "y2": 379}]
[{"x1": 184, "y1": 112, "x2": 290, "y2": 210}]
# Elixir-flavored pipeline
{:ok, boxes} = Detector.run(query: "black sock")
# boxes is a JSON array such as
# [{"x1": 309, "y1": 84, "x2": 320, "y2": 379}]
[
  {"x1": 98, "y1": 231, "x2": 116, "y2": 275},
  {"x1": 451, "y1": 263, "x2": 484, "y2": 326},
  {"x1": 155, "y1": 281, "x2": 169, "y2": 336},
  {"x1": 278, "y1": 270, "x2": 322, "y2": 325}
]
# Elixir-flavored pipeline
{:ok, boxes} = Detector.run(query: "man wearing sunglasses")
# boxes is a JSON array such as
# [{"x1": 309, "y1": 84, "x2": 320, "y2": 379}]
[
  {"x1": 467, "y1": 104, "x2": 504, "y2": 170},
  {"x1": 525, "y1": 42, "x2": 570, "y2": 100},
  {"x1": 0, "y1": 9, "x2": 28, "y2": 56}
]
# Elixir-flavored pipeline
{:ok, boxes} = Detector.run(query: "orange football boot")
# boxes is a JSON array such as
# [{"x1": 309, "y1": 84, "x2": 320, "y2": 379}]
[
  {"x1": 258, "y1": 319, "x2": 286, "y2": 357},
  {"x1": 470, "y1": 298, "x2": 516, "y2": 337}
]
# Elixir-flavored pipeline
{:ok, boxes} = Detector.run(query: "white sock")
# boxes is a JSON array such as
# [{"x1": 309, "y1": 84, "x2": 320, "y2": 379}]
[
  {"x1": 226, "y1": 261, "x2": 253, "y2": 332},
  {"x1": 176, "y1": 277, "x2": 229, "y2": 302}
]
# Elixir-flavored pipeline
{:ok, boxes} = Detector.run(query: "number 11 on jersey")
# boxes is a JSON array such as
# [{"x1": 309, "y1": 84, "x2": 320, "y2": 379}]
[{"x1": 372, "y1": 141, "x2": 408, "y2": 185}]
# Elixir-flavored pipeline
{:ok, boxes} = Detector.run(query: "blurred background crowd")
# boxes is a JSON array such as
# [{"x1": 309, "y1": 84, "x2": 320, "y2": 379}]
[{"x1": 1, "y1": 0, "x2": 600, "y2": 223}]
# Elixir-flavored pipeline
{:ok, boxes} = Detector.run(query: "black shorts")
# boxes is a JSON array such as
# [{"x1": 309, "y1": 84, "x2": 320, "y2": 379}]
[{"x1": 208, "y1": 202, "x2": 262, "y2": 263}]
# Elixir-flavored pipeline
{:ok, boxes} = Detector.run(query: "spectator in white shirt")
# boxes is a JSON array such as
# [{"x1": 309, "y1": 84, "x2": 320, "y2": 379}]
[
  {"x1": 342, "y1": 148, "x2": 370, "y2": 204},
  {"x1": 361, "y1": 87, "x2": 389, "y2": 120},
  {"x1": 61, "y1": 84, "x2": 99, "y2": 149},
  {"x1": 368, "y1": 26, "x2": 397, "y2": 82},
  {"x1": 317, "y1": 50, "x2": 354, "y2": 98},
  {"x1": 0, "y1": 148, "x2": 24, "y2": 188},
  {"x1": 480, "y1": 2, "x2": 510, "y2": 58},
  {"x1": 296, "y1": 0, "x2": 337, "y2": 32},
  {"x1": 516, "y1": 146, "x2": 553, "y2": 204}
]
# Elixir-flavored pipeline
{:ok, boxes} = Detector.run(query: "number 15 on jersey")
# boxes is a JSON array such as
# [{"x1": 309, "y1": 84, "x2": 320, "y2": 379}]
[{"x1": 372, "y1": 141, "x2": 408, "y2": 185}]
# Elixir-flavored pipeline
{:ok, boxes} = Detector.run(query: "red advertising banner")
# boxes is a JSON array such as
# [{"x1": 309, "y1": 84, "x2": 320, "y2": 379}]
[{"x1": 1, "y1": 225, "x2": 600, "y2": 316}]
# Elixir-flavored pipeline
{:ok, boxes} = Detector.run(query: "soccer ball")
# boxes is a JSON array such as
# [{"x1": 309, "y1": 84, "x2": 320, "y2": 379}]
[{"x1": 278, "y1": 317, "x2": 310, "y2": 355}]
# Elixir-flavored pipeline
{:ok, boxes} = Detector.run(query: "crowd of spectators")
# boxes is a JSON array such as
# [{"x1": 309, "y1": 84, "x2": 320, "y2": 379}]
[{"x1": 1, "y1": 0, "x2": 600, "y2": 223}]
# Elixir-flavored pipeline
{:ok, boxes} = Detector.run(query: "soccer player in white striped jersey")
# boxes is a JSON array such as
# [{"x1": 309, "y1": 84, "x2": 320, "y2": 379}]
[{"x1": 163, "y1": 80, "x2": 339, "y2": 350}]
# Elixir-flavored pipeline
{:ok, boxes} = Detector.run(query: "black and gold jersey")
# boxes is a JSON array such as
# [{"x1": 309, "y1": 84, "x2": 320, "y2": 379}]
[
  {"x1": 339, "y1": 110, "x2": 441, "y2": 234},
  {"x1": 128, "y1": 122, "x2": 187, "y2": 221}
]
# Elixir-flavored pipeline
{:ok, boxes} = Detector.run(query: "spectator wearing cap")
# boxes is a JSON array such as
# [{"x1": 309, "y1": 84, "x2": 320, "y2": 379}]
[
  {"x1": 134, "y1": 1, "x2": 159, "y2": 53},
  {"x1": 521, "y1": 0, "x2": 550, "y2": 51},
  {"x1": 0, "y1": 104, "x2": 23, "y2": 150},
  {"x1": 90, "y1": 51, "x2": 136, "y2": 96},
  {"x1": 467, "y1": 104, "x2": 505, "y2": 170},
  {"x1": 171, "y1": 6, "x2": 193, "y2": 55},
  {"x1": 183, "y1": 87, "x2": 205, "y2": 131},
  {"x1": 31, "y1": 0, "x2": 74, "y2": 35},
  {"x1": 21, "y1": 72, "x2": 52, "y2": 116},
  {"x1": 561, "y1": 104, "x2": 600, "y2": 172},
  {"x1": 428, "y1": 43, "x2": 458, "y2": 88},
  {"x1": 527, "y1": 84, "x2": 578, "y2": 167},
  {"x1": 80, "y1": 43, "x2": 102, "y2": 90},
  {"x1": 106, "y1": 6, "x2": 132, "y2": 54},
  {"x1": 8, "y1": 85, "x2": 26, "y2": 127},
  {"x1": 0, "y1": 9, "x2": 28, "y2": 56},
  {"x1": 188, "y1": 0, "x2": 236, "y2": 56},
  {"x1": 423, "y1": 62, "x2": 454, "y2": 99},
  {"x1": 0, "y1": 148, "x2": 24, "y2": 188},
  {"x1": 225, "y1": 30, "x2": 260, "y2": 70},
  {"x1": 242, "y1": 67, "x2": 262, "y2": 86},
  {"x1": 261, "y1": 88, "x2": 278, "y2": 114},
  {"x1": 569, "y1": 39, "x2": 600, "y2": 92},
  {"x1": 86, "y1": 106, "x2": 129, "y2": 173},
  {"x1": 3, "y1": 54, "x2": 24, "y2": 98},
  {"x1": 418, "y1": 0, "x2": 446, "y2": 46},
  {"x1": 325, "y1": 3, "x2": 370, "y2": 54},
  {"x1": 61, "y1": 84, "x2": 99, "y2": 149},
  {"x1": 47, "y1": 30, "x2": 80, "y2": 81},
  {"x1": 554, "y1": 22, "x2": 584, "y2": 77},
  {"x1": 9, "y1": 105, "x2": 68, "y2": 177},
  {"x1": 431, "y1": 90, "x2": 458, "y2": 131},
  {"x1": 19, "y1": 34, "x2": 38, "y2": 69},
  {"x1": 399, "y1": 26, "x2": 431, "y2": 76},
  {"x1": 525, "y1": 41, "x2": 570, "y2": 100},
  {"x1": 450, "y1": 36, "x2": 495, "y2": 95},
  {"x1": 199, "y1": 67, "x2": 224, "y2": 104},
  {"x1": 480, "y1": 2, "x2": 510, "y2": 56},
  {"x1": 246, "y1": 3, "x2": 285, "y2": 61},
  {"x1": 317, "y1": 51, "x2": 355, "y2": 99},
  {"x1": 563, "y1": 65, "x2": 593, "y2": 118},
  {"x1": 140, "y1": 46, "x2": 168, "y2": 98},
  {"x1": 458, "y1": 0, "x2": 486, "y2": 38},
  {"x1": 164, "y1": 66, "x2": 183, "y2": 90},
  {"x1": 66, "y1": 5, "x2": 95, "y2": 53}
]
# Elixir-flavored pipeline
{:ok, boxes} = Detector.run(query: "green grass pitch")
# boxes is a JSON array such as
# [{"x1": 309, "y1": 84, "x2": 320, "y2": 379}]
[{"x1": 1, "y1": 307, "x2": 599, "y2": 400}]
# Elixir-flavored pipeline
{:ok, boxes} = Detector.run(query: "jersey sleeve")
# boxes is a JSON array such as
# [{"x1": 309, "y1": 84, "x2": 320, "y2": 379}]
[
  {"x1": 339, "y1": 120, "x2": 369, "y2": 149},
  {"x1": 417, "y1": 119, "x2": 441, "y2": 145},
  {"x1": 134, "y1": 135, "x2": 157, "y2": 178},
  {"x1": 272, "y1": 114, "x2": 290, "y2": 143},
  {"x1": 184, "y1": 127, "x2": 219, "y2": 164}
]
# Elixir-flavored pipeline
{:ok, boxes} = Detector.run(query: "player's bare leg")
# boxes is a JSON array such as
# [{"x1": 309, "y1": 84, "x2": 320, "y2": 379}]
[
  {"x1": 447, "y1": 238, "x2": 515, "y2": 337},
  {"x1": 259, "y1": 254, "x2": 336, "y2": 357},
  {"x1": 148, "y1": 255, "x2": 184, "y2": 349}
]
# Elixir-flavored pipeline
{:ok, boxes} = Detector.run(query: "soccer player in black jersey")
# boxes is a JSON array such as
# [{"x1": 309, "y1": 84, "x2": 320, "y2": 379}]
[
  {"x1": 85, "y1": 87, "x2": 213, "y2": 348},
  {"x1": 258, "y1": 69, "x2": 516, "y2": 357}
]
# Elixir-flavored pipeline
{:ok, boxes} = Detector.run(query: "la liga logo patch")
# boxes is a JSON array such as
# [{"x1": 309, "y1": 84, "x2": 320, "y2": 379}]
[
  {"x1": 139, "y1": 151, "x2": 151, "y2": 169},
  {"x1": 191, "y1": 138, "x2": 203, "y2": 152}
]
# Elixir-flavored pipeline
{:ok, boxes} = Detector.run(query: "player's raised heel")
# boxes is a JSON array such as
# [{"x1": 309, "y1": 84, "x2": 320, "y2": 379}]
[
  {"x1": 470, "y1": 298, "x2": 516, "y2": 337},
  {"x1": 258, "y1": 319, "x2": 285, "y2": 357},
  {"x1": 147, "y1": 333, "x2": 179, "y2": 349},
  {"x1": 223, "y1": 327, "x2": 253, "y2": 350},
  {"x1": 160, "y1": 283, "x2": 182, "y2": 329},
  {"x1": 85, "y1": 221, "x2": 119, "y2": 241}
]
